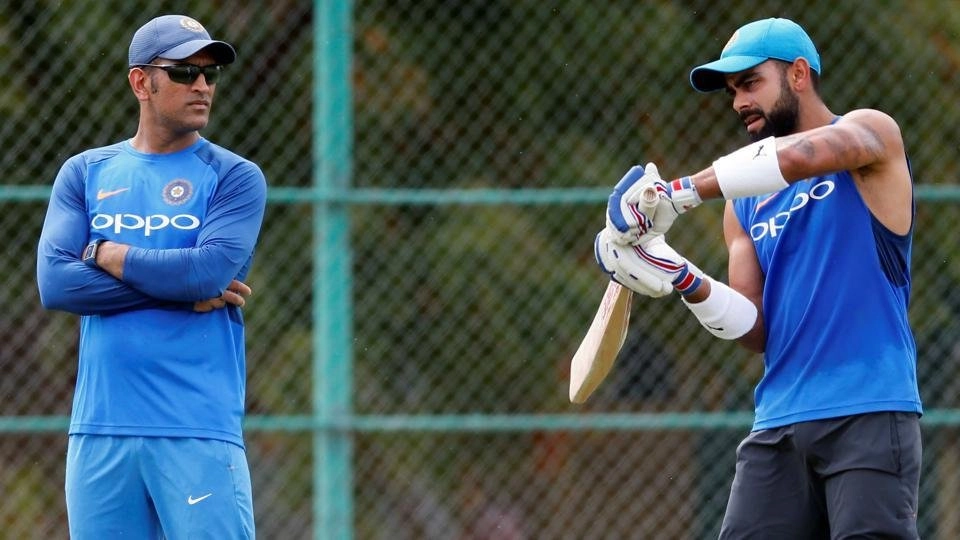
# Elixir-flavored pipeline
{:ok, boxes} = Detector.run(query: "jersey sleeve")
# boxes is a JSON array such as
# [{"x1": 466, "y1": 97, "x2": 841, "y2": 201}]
[
  {"x1": 120, "y1": 160, "x2": 267, "y2": 301},
  {"x1": 37, "y1": 155, "x2": 188, "y2": 315}
]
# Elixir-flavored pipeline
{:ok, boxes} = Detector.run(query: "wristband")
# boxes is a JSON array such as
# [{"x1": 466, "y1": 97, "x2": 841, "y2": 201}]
[
  {"x1": 681, "y1": 277, "x2": 758, "y2": 340},
  {"x1": 712, "y1": 136, "x2": 789, "y2": 199},
  {"x1": 671, "y1": 263, "x2": 702, "y2": 295}
]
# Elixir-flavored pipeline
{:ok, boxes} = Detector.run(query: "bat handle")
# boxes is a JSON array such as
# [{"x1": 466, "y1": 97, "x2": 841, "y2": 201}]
[{"x1": 639, "y1": 185, "x2": 659, "y2": 213}]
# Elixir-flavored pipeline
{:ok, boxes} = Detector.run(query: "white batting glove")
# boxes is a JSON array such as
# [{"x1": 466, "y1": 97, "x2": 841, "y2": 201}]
[
  {"x1": 594, "y1": 228, "x2": 673, "y2": 297},
  {"x1": 606, "y1": 161, "x2": 704, "y2": 244},
  {"x1": 605, "y1": 162, "x2": 661, "y2": 245},
  {"x1": 630, "y1": 235, "x2": 704, "y2": 295},
  {"x1": 645, "y1": 176, "x2": 703, "y2": 239}
]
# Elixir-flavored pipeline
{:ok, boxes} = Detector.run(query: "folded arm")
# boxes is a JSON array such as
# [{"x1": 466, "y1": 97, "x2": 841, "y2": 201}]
[
  {"x1": 37, "y1": 157, "x2": 187, "y2": 315},
  {"x1": 103, "y1": 162, "x2": 267, "y2": 301}
]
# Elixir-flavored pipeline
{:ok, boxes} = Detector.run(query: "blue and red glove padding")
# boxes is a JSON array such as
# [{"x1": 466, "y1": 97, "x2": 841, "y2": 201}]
[
  {"x1": 607, "y1": 165, "x2": 652, "y2": 236},
  {"x1": 631, "y1": 243, "x2": 703, "y2": 295},
  {"x1": 654, "y1": 176, "x2": 700, "y2": 214}
]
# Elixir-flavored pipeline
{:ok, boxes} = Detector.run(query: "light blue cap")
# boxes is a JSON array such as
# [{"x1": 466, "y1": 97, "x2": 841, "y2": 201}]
[
  {"x1": 689, "y1": 18, "x2": 820, "y2": 93},
  {"x1": 129, "y1": 15, "x2": 236, "y2": 67}
]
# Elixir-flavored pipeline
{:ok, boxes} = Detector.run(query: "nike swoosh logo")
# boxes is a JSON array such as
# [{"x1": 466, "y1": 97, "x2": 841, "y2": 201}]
[
  {"x1": 187, "y1": 493, "x2": 213, "y2": 505},
  {"x1": 97, "y1": 187, "x2": 130, "y2": 201}
]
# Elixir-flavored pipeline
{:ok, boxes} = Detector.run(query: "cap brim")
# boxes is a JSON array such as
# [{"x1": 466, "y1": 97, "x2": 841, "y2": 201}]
[
  {"x1": 689, "y1": 55, "x2": 768, "y2": 92},
  {"x1": 159, "y1": 40, "x2": 237, "y2": 65}
]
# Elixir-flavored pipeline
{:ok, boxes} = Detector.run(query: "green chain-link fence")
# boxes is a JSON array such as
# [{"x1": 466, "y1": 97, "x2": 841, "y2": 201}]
[{"x1": 5, "y1": 1, "x2": 960, "y2": 538}]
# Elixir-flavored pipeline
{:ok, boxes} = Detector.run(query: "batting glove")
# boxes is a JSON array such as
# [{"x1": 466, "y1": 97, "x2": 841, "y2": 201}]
[
  {"x1": 646, "y1": 175, "x2": 703, "y2": 239},
  {"x1": 594, "y1": 228, "x2": 673, "y2": 298},
  {"x1": 606, "y1": 162, "x2": 704, "y2": 245},
  {"x1": 605, "y1": 163, "x2": 660, "y2": 245},
  {"x1": 630, "y1": 235, "x2": 704, "y2": 295}
]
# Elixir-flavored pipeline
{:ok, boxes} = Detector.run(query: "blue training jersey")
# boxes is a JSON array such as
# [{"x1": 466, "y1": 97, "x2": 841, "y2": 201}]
[
  {"x1": 37, "y1": 138, "x2": 267, "y2": 448},
  {"x1": 732, "y1": 159, "x2": 921, "y2": 431}
]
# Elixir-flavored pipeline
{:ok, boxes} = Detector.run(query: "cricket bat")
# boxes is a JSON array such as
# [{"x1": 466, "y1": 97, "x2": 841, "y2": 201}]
[
  {"x1": 568, "y1": 280, "x2": 634, "y2": 403},
  {"x1": 569, "y1": 184, "x2": 658, "y2": 403}
]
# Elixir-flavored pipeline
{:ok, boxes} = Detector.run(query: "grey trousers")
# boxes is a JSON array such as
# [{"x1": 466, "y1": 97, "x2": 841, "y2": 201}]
[{"x1": 719, "y1": 412, "x2": 921, "y2": 539}]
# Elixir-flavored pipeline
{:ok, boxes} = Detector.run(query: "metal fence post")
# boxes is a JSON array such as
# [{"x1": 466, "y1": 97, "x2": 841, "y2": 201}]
[{"x1": 314, "y1": 1, "x2": 354, "y2": 538}]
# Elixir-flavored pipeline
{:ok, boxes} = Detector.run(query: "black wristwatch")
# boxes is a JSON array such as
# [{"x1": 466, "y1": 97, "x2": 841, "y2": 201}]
[{"x1": 82, "y1": 239, "x2": 105, "y2": 268}]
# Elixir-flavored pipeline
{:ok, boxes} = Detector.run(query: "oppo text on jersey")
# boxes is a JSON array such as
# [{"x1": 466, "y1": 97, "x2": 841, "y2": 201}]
[
  {"x1": 90, "y1": 213, "x2": 201, "y2": 237},
  {"x1": 750, "y1": 179, "x2": 835, "y2": 241}
]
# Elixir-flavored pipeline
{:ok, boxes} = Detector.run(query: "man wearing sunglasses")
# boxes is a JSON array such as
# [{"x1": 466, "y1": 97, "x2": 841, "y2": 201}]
[{"x1": 37, "y1": 14, "x2": 266, "y2": 539}]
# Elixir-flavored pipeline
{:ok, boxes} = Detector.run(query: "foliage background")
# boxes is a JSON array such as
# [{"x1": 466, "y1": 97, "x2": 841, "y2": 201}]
[{"x1": 3, "y1": 0, "x2": 960, "y2": 538}]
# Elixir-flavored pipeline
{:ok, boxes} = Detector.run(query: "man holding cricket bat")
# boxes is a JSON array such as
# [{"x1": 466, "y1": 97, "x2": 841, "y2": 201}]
[
  {"x1": 37, "y1": 14, "x2": 265, "y2": 538},
  {"x1": 596, "y1": 18, "x2": 921, "y2": 538}
]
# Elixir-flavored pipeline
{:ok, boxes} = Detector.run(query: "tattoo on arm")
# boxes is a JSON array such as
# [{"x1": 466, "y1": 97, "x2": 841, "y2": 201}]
[
  {"x1": 781, "y1": 122, "x2": 885, "y2": 175},
  {"x1": 821, "y1": 123, "x2": 885, "y2": 169},
  {"x1": 782, "y1": 135, "x2": 816, "y2": 160},
  {"x1": 856, "y1": 122, "x2": 886, "y2": 161}
]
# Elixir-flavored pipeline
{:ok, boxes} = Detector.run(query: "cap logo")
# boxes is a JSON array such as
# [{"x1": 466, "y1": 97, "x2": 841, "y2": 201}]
[
  {"x1": 179, "y1": 17, "x2": 205, "y2": 33},
  {"x1": 722, "y1": 30, "x2": 740, "y2": 54}
]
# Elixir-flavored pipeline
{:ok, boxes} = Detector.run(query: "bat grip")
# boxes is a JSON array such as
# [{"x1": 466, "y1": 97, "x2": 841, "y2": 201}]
[{"x1": 639, "y1": 185, "x2": 659, "y2": 213}]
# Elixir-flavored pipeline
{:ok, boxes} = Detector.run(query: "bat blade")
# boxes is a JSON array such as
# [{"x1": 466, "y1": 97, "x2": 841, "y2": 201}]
[{"x1": 569, "y1": 280, "x2": 634, "y2": 403}]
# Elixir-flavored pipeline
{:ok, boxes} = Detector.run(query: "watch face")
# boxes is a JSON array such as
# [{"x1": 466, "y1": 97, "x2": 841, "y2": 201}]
[{"x1": 82, "y1": 241, "x2": 98, "y2": 262}]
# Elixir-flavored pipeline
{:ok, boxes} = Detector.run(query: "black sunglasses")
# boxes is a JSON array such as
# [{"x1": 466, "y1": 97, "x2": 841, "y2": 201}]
[{"x1": 131, "y1": 63, "x2": 223, "y2": 85}]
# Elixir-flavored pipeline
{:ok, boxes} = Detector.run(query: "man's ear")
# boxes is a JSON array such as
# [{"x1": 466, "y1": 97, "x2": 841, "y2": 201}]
[
  {"x1": 128, "y1": 68, "x2": 153, "y2": 101},
  {"x1": 790, "y1": 58, "x2": 812, "y2": 90}
]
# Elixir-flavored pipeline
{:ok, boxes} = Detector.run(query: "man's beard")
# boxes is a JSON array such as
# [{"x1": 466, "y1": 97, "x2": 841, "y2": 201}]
[{"x1": 743, "y1": 76, "x2": 800, "y2": 141}]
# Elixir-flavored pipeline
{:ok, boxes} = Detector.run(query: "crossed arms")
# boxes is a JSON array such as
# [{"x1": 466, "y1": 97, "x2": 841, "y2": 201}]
[{"x1": 37, "y1": 154, "x2": 267, "y2": 316}]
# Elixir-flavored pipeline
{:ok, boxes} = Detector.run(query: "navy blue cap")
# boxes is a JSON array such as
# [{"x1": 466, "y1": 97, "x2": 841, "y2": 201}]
[
  {"x1": 129, "y1": 15, "x2": 236, "y2": 67},
  {"x1": 690, "y1": 18, "x2": 820, "y2": 93}
]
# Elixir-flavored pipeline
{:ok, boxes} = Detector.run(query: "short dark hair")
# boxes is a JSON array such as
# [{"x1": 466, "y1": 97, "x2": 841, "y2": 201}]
[{"x1": 809, "y1": 70, "x2": 821, "y2": 94}]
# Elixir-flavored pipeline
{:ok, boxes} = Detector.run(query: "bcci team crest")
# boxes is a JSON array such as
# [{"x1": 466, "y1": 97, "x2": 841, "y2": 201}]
[
  {"x1": 180, "y1": 17, "x2": 205, "y2": 33},
  {"x1": 163, "y1": 179, "x2": 193, "y2": 206}
]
